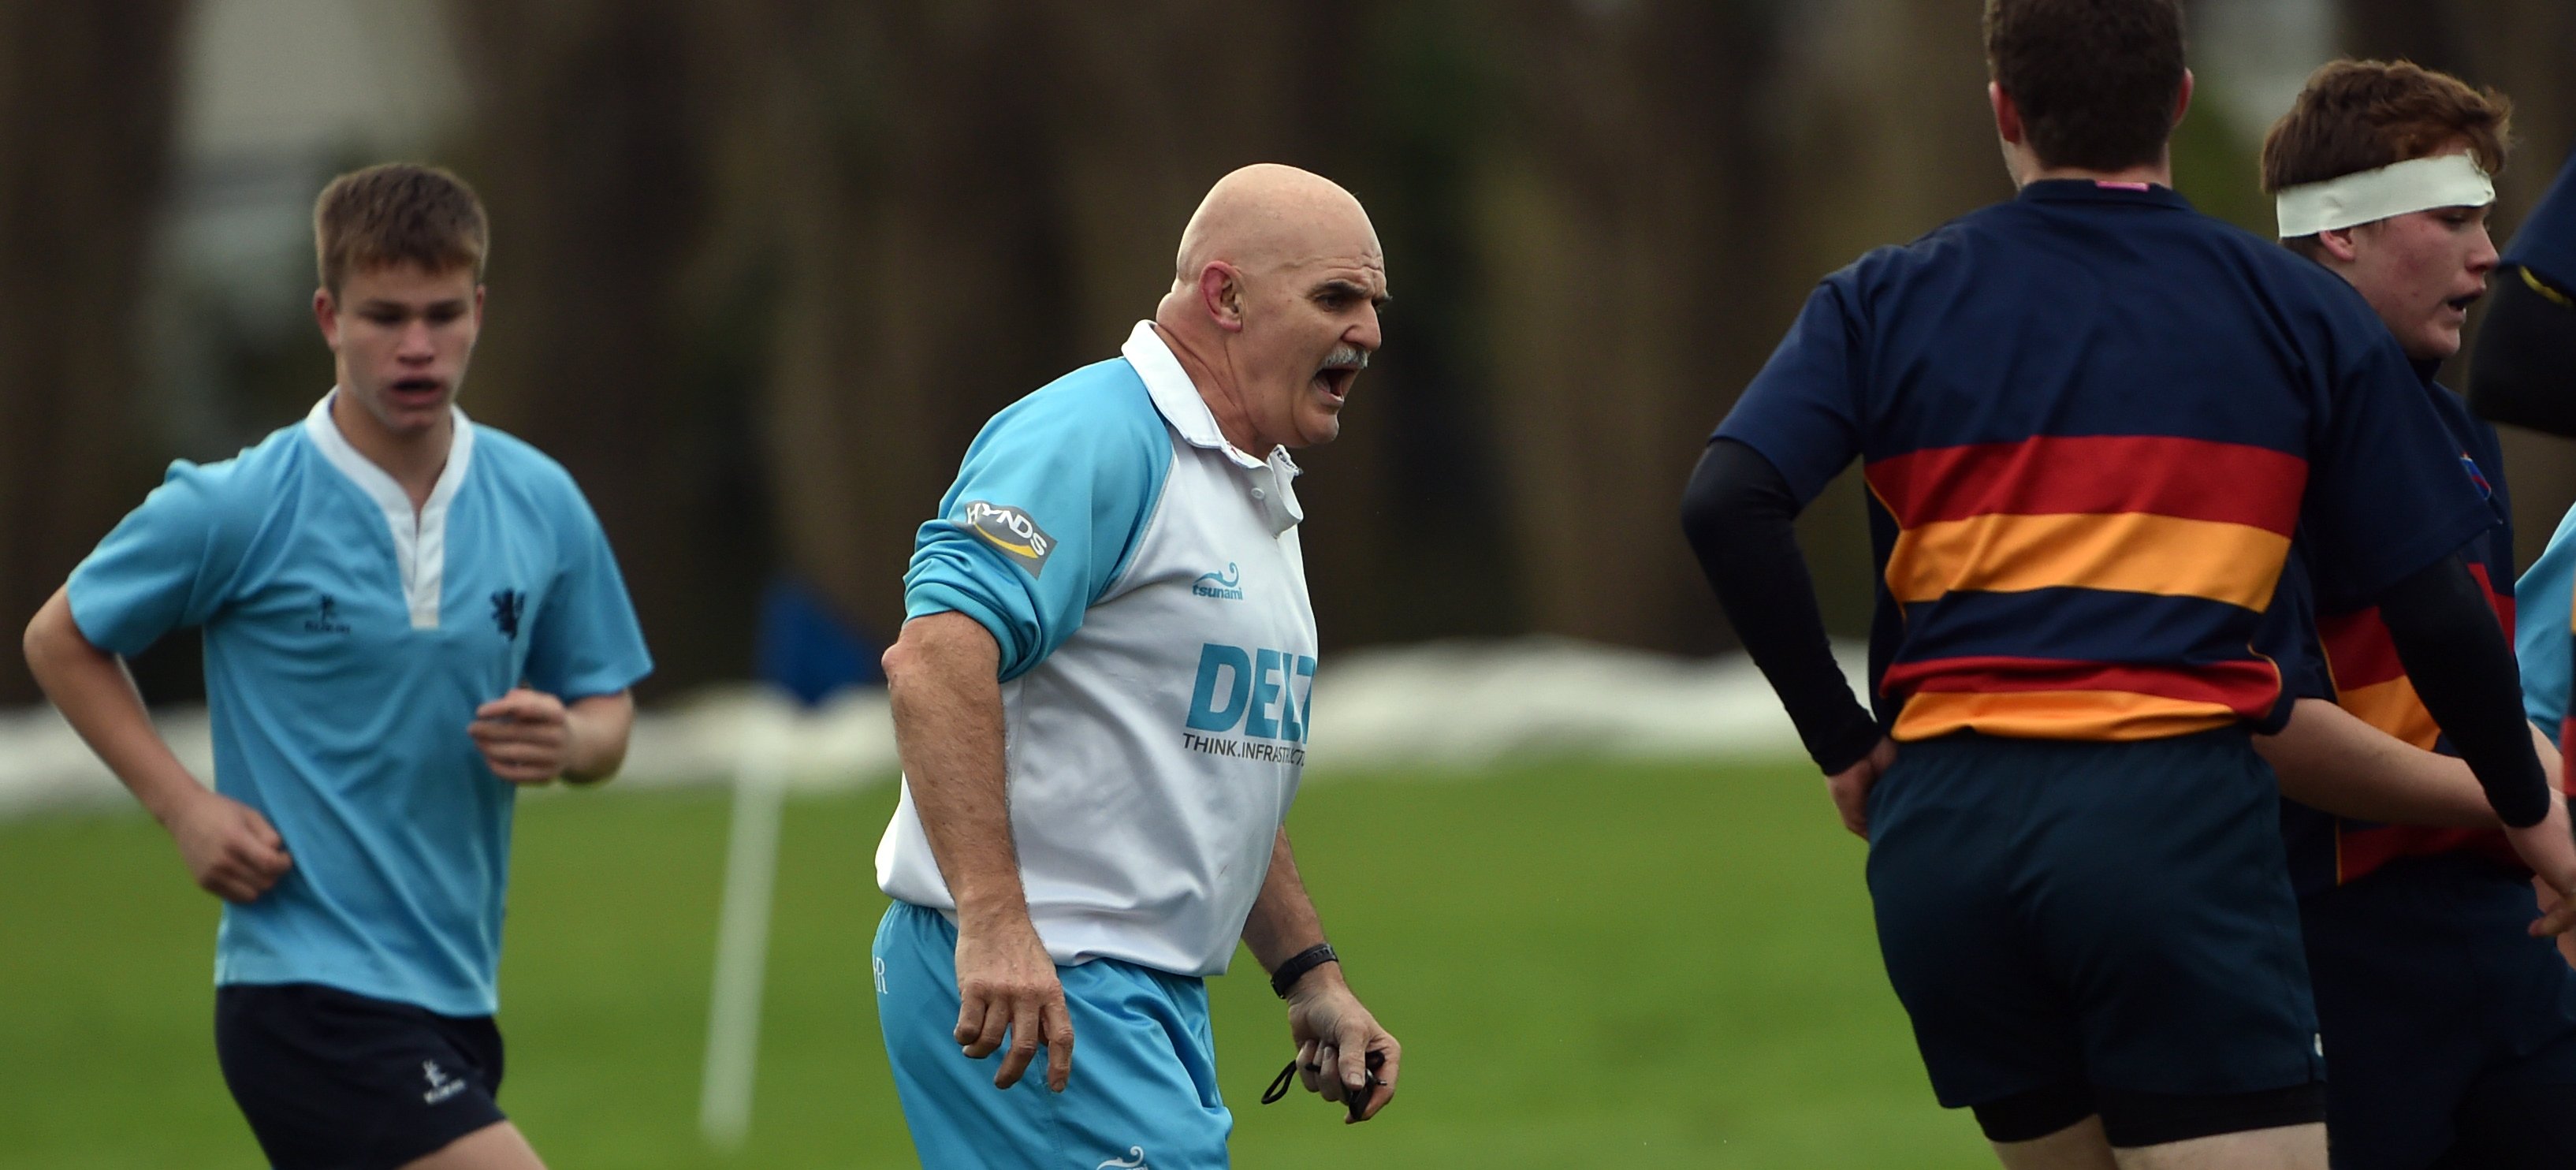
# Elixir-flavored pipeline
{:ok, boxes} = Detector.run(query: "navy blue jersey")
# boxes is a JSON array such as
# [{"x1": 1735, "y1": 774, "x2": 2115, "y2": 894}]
[
  {"x1": 2507, "y1": 152, "x2": 2576, "y2": 290},
  {"x1": 1716, "y1": 180, "x2": 2491, "y2": 744},
  {"x1": 2278, "y1": 379, "x2": 2520, "y2": 896}
]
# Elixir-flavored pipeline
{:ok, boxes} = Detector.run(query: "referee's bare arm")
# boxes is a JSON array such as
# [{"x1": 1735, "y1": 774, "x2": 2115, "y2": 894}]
[
  {"x1": 1241, "y1": 828, "x2": 1402, "y2": 1122},
  {"x1": 23, "y1": 585, "x2": 292, "y2": 904},
  {"x1": 884, "y1": 610, "x2": 1075, "y2": 1094}
]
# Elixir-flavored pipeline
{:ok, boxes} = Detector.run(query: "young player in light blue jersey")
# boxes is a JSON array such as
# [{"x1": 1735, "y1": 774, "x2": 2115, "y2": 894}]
[
  {"x1": 873, "y1": 164, "x2": 1400, "y2": 1168},
  {"x1": 22, "y1": 164, "x2": 650, "y2": 1170}
]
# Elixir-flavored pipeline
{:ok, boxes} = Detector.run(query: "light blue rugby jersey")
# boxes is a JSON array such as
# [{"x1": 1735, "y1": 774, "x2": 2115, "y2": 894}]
[
  {"x1": 877, "y1": 322, "x2": 1320, "y2": 978},
  {"x1": 2518, "y1": 503, "x2": 2576, "y2": 747},
  {"x1": 68, "y1": 393, "x2": 651, "y2": 1017}
]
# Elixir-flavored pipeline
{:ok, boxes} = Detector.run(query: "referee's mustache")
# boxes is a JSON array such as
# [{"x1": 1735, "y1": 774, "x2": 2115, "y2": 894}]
[{"x1": 1322, "y1": 345, "x2": 1369, "y2": 371}]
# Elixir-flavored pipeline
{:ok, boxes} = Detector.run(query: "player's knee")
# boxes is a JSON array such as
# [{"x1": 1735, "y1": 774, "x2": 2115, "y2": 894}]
[{"x1": 2093, "y1": 1082, "x2": 2325, "y2": 1149}]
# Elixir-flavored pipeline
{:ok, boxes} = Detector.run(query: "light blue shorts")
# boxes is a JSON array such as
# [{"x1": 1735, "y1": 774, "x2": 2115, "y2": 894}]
[{"x1": 873, "y1": 901, "x2": 1232, "y2": 1169}]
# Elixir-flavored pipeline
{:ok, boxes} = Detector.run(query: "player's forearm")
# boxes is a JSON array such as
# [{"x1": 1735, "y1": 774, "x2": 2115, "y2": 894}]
[
  {"x1": 557, "y1": 691, "x2": 635, "y2": 784},
  {"x1": 2377, "y1": 554, "x2": 2554, "y2": 828},
  {"x1": 2259, "y1": 698, "x2": 2498, "y2": 828},
  {"x1": 886, "y1": 612, "x2": 1029, "y2": 923},
  {"x1": 1241, "y1": 827, "x2": 1332, "y2": 974},
  {"x1": 1680, "y1": 440, "x2": 1881, "y2": 774},
  {"x1": 21, "y1": 587, "x2": 207, "y2": 825}
]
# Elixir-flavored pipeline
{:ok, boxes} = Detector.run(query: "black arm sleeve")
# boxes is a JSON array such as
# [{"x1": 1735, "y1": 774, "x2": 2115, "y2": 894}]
[
  {"x1": 2467, "y1": 266, "x2": 2576, "y2": 438},
  {"x1": 2376, "y1": 553, "x2": 2552, "y2": 828},
  {"x1": 1680, "y1": 438, "x2": 1882, "y2": 774}
]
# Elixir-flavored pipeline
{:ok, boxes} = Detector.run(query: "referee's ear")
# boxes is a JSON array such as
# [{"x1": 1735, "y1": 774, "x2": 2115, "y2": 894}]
[{"x1": 1197, "y1": 262, "x2": 1246, "y2": 333}]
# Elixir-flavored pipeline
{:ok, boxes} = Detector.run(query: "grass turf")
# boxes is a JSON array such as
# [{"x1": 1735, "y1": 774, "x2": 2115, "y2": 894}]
[{"x1": 0, "y1": 760, "x2": 1991, "y2": 1168}]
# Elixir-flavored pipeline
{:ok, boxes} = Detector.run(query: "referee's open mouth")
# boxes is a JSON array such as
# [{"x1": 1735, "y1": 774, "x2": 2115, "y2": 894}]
[{"x1": 1314, "y1": 347, "x2": 1368, "y2": 404}]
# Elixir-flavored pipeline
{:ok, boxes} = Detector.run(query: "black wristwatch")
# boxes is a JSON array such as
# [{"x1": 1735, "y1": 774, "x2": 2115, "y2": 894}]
[{"x1": 1269, "y1": 942, "x2": 1338, "y2": 999}]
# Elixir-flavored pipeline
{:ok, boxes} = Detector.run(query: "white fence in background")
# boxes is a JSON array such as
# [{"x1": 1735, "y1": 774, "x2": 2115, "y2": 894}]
[{"x1": 0, "y1": 637, "x2": 1864, "y2": 821}]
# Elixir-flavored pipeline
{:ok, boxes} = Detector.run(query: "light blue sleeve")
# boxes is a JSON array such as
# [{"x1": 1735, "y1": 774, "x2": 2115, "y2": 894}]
[
  {"x1": 903, "y1": 363, "x2": 1173, "y2": 681},
  {"x1": 65, "y1": 461, "x2": 259, "y2": 657},
  {"x1": 524, "y1": 475, "x2": 654, "y2": 701},
  {"x1": 2515, "y1": 503, "x2": 2576, "y2": 745}
]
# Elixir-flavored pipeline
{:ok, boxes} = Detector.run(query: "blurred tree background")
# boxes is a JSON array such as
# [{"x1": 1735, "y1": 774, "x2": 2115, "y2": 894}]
[{"x1": 2, "y1": 0, "x2": 2570, "y2": 705}]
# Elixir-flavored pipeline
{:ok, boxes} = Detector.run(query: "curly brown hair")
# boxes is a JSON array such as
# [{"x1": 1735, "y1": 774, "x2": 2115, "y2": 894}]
[{"x1": 313, "y1": 163, "x2": 489, "y2": 295}]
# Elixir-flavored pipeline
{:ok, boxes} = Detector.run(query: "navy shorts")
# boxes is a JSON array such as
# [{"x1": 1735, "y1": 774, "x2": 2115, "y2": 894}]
[
  {"x1": 2304, "y1": 853, "x2": 2576, "y2": 1169},
  {"x1": 214, "y1": 982, "x2": 508, "y2": 1170},
  {"x1": 1866, "y1": 729, "x2": 2325, "y2": 1112}
]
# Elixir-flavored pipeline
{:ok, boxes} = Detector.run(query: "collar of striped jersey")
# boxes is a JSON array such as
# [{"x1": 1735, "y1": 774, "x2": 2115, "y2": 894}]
[
  {"x1": 1122, "y1": 320, "x2": 1303, "y2": 482},
  {"x1": 303, "y1": 389, "x2": 475, "y2": 628}
]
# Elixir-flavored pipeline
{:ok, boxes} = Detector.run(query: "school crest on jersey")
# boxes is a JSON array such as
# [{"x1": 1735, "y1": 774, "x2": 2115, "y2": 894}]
[{"x1": 490, "y1": 589, "x2": 526, "y2": 640}]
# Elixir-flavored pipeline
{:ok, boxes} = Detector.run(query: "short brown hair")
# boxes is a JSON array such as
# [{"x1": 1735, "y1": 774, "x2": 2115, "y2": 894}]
[
  {"x1": 2261, "y1": 60, "x2": 2511, "y2": 197},
  {"x1": 1983, "y1": 0, "x2": 2187, "y2": 173},
  {"x1": 313, "y1": 163, "x2": 490, "y2": 294}
]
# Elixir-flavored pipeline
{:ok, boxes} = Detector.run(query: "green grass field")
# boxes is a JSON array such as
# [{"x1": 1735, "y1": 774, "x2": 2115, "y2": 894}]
[{"x1": 0, "y1": 760, "x2": 1993, "y2": 1168}]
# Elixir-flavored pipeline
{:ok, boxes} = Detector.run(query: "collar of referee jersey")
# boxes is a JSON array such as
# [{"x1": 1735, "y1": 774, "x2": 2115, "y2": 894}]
[
  {"x1": 1121, "y1": 320, "x2": 1304, "y2": 483},
  {"x1": 2016, "y1": 177, "x2": 2191, "y2": 210}
]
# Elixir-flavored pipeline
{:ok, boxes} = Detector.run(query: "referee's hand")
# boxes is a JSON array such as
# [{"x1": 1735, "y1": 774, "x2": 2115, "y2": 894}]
[
  {"x1": 952, "y1": 912, "x2": 1074, "y2": 1092},
  {"x1": 1826, "y1": 738, "x2": 1898, "y2": 839},
  {"x1": 1285, "y1": 967, "x2": 1399, "y2": 1123}
]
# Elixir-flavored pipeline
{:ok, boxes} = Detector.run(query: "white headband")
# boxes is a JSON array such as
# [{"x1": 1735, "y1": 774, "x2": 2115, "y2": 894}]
[{"x1": 2276, "y1": 152, "x2": 2495, "y2": 238}]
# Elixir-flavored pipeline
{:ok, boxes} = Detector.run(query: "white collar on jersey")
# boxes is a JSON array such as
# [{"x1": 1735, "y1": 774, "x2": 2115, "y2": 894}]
[
  {"x1": 1122, "y1": 321, "x2": 1306, "y2": 530},
  {"x1": 302, "y1": 389, "x2": 475, "y2": 629}
]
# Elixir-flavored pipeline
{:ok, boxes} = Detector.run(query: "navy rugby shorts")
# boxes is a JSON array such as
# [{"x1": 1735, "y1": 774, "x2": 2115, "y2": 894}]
[
  {"x1": 1864, "y1": 728, "x2": 2325, "y2": 1112},
  {"x1": 215, "y1": 982, "x2": 508, "y2": 1170},
  {"x1": 2303, "y1": 852, "x2": 2576, "y2": 1169}
]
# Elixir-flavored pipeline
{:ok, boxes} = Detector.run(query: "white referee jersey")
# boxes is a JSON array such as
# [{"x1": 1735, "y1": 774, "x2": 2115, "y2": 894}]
[{"x1": 876, "y1": 322, "x2": 1320, "y2": 977}]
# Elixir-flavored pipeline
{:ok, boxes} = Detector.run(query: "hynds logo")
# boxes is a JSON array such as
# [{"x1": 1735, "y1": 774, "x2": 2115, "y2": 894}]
[
  {"x1": 962, "y1": 501, "x2": 1055, "y2": 576},
  {"x1": 1186, "y1": 643, "x2": 1316, "y2": 755},
  {"x1": 1192, "y1": 563, "x2": 1245, "y2": 601},
  {"x1": 1097, "y1": 1149, "x2": 1148, "y2": 1169}
]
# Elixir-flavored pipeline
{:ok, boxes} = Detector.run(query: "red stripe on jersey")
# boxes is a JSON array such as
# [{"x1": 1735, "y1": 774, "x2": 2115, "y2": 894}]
[
  {"x1": 1882, "y1": 655, "x2": 2280, "y2": 716},
  {"x1": 2339, "y1": 824, "x2": 2522, "y2": 885},
  {"x1": 1864, "y1": 435, "x2": 2308, "y2": 532}
]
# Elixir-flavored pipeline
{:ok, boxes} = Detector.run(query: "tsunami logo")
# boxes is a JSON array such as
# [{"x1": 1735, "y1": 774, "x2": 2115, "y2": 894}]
[
  {"x1": 1192, "y1": 563, "x2": 1245, "y2": 601},
  {"x1": 962, "y1": 501, "x2": 1056, "y2": 576}
]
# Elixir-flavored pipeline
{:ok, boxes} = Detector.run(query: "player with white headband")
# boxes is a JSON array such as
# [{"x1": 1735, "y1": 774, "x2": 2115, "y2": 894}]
[{"x1": 2259, "y1": 60, "x2": 2576, "y2": 1169}]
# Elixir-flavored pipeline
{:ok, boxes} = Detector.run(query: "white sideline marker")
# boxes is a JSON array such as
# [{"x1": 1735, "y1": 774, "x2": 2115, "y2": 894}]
[{"x1": 700, "y1": 704, "x2": 790, "y2": 1150}]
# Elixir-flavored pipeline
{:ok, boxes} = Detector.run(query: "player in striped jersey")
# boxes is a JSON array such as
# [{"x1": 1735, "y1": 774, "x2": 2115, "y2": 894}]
[
  {"x1": 1684, "y1": 3, "x2": 2576, "y2": 1166},
  {"x1": 2256, "y1": 60, "x2": 2576, "y2": 1169}
]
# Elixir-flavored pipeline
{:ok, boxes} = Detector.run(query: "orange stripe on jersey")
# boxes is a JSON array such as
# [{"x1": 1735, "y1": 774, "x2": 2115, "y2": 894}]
[
  {"x1": 1884, "y1": 512, "x2": 2290, "y2": 609},
  {"x1": 1865, "y1": 435, "x2": 2309, "y2": 531},
  {"x1": 2331, "y1": 676, "x2": 2443, "y2": 751},
  {"x1": 1893, "y1": 689, "x2": 2241, "y2": 742}
]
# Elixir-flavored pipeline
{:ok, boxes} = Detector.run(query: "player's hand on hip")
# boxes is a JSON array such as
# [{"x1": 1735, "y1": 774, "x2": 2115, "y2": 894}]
[
  {"x1": 165, "y1": 789, "x2": 291, "y2": 904},
  {"x1": 2505, "y1": 791, "x2": 2576, "y2": 937},
  {"x1": 952, "y1": 911, "x2": 1074, "y2": 1092},
  {"x1": 1285, "y1": 967, "x2": 1400, "y2": 1123},
  {"x1": 468, "y1": 687, "x2": 571, "y2": 784},
  {"x1": 1826, "y1": 737, "x2": 1898, "y2": 839}
]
